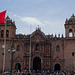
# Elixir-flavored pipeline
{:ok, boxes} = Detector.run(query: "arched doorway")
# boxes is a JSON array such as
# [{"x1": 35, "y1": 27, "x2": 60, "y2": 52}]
[
  {"x1": 54, "y1": 64, "x2": 60, "y2": 71},
  {"x1": 15, "y1": 63, "x2": 21, "y2": 72},
  {"x1": 33, "y1": 57, "x2": 41, "y2": 70}
]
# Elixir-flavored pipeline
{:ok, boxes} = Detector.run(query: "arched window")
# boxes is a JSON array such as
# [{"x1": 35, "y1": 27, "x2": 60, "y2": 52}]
[
  {"x1": 36, "y1": 44, "x2": 39, "y2": 51},
  {"x1": 56, "y1": 45, "x2": 60, "y2": 52},
  {"x1": 17, "y1": 45, "x2": 20, "y2": 51},
  {"x1": 6, "y1": 30, "x2": 9, "y2": 38},
  {"x1": 72, "y1": 52, "x2": 74, "y2": 56},
  {"x1": 69, "y1": 29, "x2": 72, "y2": 37},
  {"x1": 1, "y1": 30, "x2": 4, "y2": 38}
]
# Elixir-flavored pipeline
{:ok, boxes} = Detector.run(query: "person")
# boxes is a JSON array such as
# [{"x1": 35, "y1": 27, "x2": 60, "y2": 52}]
[
  {"x1": 17, "y1": 70, "x2": 20, "y2": 75},
  {"x1": 27, "y1": 72, "x2": 31, "y2": 75},
  {"x1": 0, "y1": 69, "x2": 2, "y2": 74},
  {"x1": 24, "y1": 71, "x2": 27, "y2": 75},
  {"x1": 2, "y1": 72, "x2": 5, "y2": 75},
  {"x1": 13, "y1": 70, "x2": 15, "y2": 75}
]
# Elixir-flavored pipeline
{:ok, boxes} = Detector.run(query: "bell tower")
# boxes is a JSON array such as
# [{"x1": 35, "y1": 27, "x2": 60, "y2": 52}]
[
  {"x1": 64, "y1": 14, "x2": 75, "y2": 38},
  {"x1": 0, "y1": 16, "x2": 16, "y2": 39}
]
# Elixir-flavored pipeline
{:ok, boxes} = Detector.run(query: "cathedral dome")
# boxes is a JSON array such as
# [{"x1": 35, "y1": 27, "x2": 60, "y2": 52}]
[{"x1": 31, "y1": 26, "x2": 45, "y2": 39}]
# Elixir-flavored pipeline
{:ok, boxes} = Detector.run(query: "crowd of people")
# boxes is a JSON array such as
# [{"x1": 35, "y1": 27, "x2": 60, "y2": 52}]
[{"x1": 0, "y1": 70, "x2": 75, "y2": 75}]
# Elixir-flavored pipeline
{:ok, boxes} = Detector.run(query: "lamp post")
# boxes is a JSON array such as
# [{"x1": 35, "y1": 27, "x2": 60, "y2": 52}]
[{"x1": 8, "y1": 47, "x2": 15, "y2": 73}]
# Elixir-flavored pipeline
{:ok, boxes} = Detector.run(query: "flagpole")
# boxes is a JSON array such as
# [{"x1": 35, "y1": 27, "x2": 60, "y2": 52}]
[
  {"x1": 3, "y1": 20, "x2": 6, "y2": 72},
  {"x1": 29, "y1": 24, "x2": 31, "y2": 73},
  {"x1": 0, "y1": 10, "x2": 6, "y2": 72}
]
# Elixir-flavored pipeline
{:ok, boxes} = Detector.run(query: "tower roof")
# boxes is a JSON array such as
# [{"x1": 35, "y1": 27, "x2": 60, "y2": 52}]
[
  {"x1": 6, "y1": 16, "x2": 10, "y2": 20},
  {"x1": 5, "y1": 16, "x2": 16, "y2": 26},
  {"x1": 65, "y1": 14, "x2": 75, "y2": 25}
]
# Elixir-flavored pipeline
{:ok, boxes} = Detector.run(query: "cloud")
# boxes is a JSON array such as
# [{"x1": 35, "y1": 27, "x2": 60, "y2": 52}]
[
  {"x1": 13, "y1": 14, "x2": 45, "y2": 26},
  {"x1": 13, "y1": 14, "x2": 20, "y2": 18},
  {"x1": 13, "y1": 14, "x2": 64, "y2": 36},
  {"x1": 44, "y1": 20, "x2": 52, "y2": 25},
  {"x1": 13, "y1": 14, "x2": 58, "y2": 27},
  {"x1": 20, "y1": 17, "x2": 45, "y2": 26}
]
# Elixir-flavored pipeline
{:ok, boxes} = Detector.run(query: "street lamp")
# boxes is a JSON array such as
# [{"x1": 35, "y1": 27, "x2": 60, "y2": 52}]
[{"x1": 8, "y1": 47, "x2": 15, "y2": 73}]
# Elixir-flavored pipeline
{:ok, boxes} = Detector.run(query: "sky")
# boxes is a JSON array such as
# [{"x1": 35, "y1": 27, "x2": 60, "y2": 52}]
[{"x1": 0, "y1": 0, "x2": 75, "y2": 37}]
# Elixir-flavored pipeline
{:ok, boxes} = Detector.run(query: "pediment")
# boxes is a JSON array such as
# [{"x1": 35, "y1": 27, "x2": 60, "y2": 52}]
[
  {"x1": 53, "y1": 55, "x2": 62, "y2": 62},
  {"x1": 14, "y1": 55, "x2": 23, "y2": 62}
]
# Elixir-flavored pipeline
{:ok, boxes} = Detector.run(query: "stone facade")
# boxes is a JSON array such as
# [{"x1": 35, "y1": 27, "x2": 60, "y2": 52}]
[{"x1": 0, "y1": 15, "x2": 75, "y2": 72}]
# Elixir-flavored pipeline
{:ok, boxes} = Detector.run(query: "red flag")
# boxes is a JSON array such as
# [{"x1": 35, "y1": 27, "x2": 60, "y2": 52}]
[{"x1": 0, "y1": 10, "x2": 6, "y2": 23}]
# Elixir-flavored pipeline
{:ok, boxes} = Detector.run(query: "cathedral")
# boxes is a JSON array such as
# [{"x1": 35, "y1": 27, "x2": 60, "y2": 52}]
[{"x1": 0, "y1": 14, "x2": 75, "y2": 72}]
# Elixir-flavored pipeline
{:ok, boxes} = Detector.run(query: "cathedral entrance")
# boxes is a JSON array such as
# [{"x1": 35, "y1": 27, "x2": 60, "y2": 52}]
[
  {"x1": 15, "y1": 63, "x2": 21, "y2": 72},
  {"x1": 54, "y1": 64, "x2": 60, "y2": 71},
  {"x1": 33, "y1": 57, "x2": 41, "y2": 70}
]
